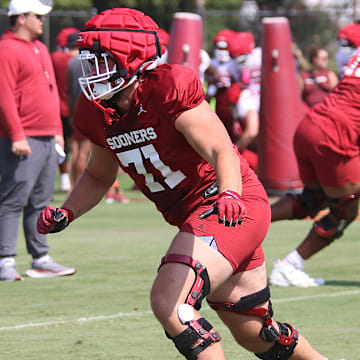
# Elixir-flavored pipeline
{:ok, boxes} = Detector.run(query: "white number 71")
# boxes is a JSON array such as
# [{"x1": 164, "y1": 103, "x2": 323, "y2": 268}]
[{"x1": 116, "y1": 144, "x2": 186, "y2": 193}]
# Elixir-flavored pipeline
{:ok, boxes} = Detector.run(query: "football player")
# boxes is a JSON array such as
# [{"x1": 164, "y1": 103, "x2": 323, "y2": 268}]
[
  {"x1": 51, "y1": 27, "x2": 80, "y2": 192},
  {"x1": 227, "y1": 32, "x2": 261, "y2": 170},
  {"x1": 335, "y1": 22, "x2": 360, "y2": 78},
  {"x1": 270, "y1": 26, "x2": 360, "y2": 288},
  {"x1": 37, "y1": 8, "x2": 327, "y2": 360},
  {"x1": 205, "y1": 29, "x2": 236, "y2": 141}
]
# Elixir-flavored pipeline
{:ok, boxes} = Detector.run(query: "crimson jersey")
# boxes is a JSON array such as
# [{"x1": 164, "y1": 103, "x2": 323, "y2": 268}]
[
  {"x1": 308, "y1": 50, "x2": 360, "y2": 157},
  {"x1": 300, "y1": 69, "x2": 333, "y2": 108},
  {"x1": 75, "y1": 64, "x2": 258, "y2": 226},
  {"x1": 51, "y1": 51, "x2": 72, "y2": 118}
]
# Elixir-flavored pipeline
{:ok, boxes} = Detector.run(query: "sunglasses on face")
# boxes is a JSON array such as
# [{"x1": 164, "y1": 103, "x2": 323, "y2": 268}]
[{"x1": 24, "y1": 13, "x2": 44, "y2": 21}]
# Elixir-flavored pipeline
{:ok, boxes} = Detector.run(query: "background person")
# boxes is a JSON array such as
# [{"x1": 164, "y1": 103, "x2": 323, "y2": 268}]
[
  {"x1": 292, "y1": 42, "x2": 308, "y2": 74},
  {"x1": 66, "y1": 47, "x2": 91, "y2": 191},
  {"x1": 335, "y1": 22, "x2": 360, "y2": 78},
  {"x1": 299, "y1": 46, "x2": 338, "y2": 110},
  {"x1": 205, "y1": 29, "x2": 236, "y2": 140},
  {"x1": 51, "y1": 27, "x2": 80, "y2": 192},
  {"x1": 0, "y1": 0, "x2": 76, "y2": 281},
  {"x1": 38, "y1": 8, "x2": 327, "y2": 360},
  {"x1": 269, "y1": 40, "x2": 360, "y2": 288},
  {"x1": 227, "y1": 32, "x2": 262, "y2": 171}
]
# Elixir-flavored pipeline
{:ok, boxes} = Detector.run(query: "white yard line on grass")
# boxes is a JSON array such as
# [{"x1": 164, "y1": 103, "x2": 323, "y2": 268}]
[
  {"x1": 1, "y1": 290, "x2": 359, "y2": 331},
  {"x1": 272, "y1": 289, "x2": 360, "y2": 303},
  {"x1": 0, "y1": 310, "x2": 153, "y2": 331}
]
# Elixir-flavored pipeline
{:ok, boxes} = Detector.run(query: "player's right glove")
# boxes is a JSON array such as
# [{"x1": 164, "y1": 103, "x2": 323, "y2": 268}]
[
  {"x1": 37, "y1": 206, "x2": 74, "y2": 234},
  {"x1": 199, "y1": 190, "x2": 247, "y2": 227}
]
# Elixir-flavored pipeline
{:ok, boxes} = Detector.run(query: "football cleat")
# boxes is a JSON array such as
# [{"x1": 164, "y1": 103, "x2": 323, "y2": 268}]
[
  {"x1": 105, "y1": 189, "x2": 130, "y2": 204},
  {"x1": 269, "y1": 259, "x2": 325, "y2": 288}
]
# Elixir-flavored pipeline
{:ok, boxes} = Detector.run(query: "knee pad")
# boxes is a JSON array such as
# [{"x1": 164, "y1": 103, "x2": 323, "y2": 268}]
[
  {"x1": 208, "y1": 287, "x2": 278, "y2": 342},
  {"x1": 170, "y1": 317, "x2": 221, "y2": 360},
  {"x1": 207, "y1": 286, "x2": 298, "y2": 359},
  {"x1": 159, "y1": 254, "x2": 210, "y2": 310},
  {"x1": 288, "y1": 187, "x2": 326, "y2": 219},
  {"x1": 314, "y1": 193, "x2": 359, "y2": 243}
]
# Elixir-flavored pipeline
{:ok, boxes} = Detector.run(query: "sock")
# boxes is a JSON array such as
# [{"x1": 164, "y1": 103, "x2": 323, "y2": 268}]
[
  {"x1": 60, "y1": 173, "x2": 71, "y2": 190},
  {"x1": 283, "y1": 250, "x2": 305, "y2": 271}
]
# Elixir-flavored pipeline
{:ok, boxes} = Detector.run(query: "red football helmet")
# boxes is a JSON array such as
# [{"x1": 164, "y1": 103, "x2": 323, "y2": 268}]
[
  {"x1": 77, "y1": 8, "x2": 164, "y2": 101},
  {"x1": 338, "y1": 23, "x2": 360, "y2": 48},
  {"x1": 213, "y1": 29, "x2": 236, "y2": 63},
  {"x1": 213, "y1": 29, "x2": 236, "y2": 49},
  {"x1": 56, "y1": 27, "x2": 80, "y2": 49},
  {"x1": 228, "y1": 32, "x2": 255, "y2": 66},
  {"x1": 229, "y1": 32, "x2": 255, "y2": 58}
]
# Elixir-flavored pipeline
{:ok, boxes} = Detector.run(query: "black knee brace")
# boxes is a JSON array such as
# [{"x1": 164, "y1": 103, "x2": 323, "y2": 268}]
[
  {"x1": 207, "y1": 286, "x2": 298, "y2": 359},
  {"x1": 171, "y1": 317, "x2": 221, "y2": 360},
  {"x1": 160, "y1": 255, "x2": 220, "y2": 359},
  {"x1": 159, "y1": 254, "x2": 210, "y2": 310},
  {"x1": 314, "y1": 193, "x2": 359, "y2": 243},
  {"x1": 255, "y1": 322, "x2": 298, "y2": 360},
  {"x1": 288, "y1": 187, "x2": 327, "y2": 219}
]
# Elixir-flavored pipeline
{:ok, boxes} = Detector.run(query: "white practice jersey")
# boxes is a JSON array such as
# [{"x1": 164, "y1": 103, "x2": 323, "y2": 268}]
[
  {"x1": 209, "y1": 58, "x2": 233, "y2": 89},
  {"x1": 229, "y1": 47, "x2": 262, "y2": 94}
]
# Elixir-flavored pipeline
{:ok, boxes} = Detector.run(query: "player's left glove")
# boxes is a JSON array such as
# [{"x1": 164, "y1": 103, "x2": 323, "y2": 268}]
[
  {"x1": 37, "y1": 206, "x2": 74, "y2": 234},
  {"x1": 199, "y1": 190, "x2": 247, "y2": 227}
]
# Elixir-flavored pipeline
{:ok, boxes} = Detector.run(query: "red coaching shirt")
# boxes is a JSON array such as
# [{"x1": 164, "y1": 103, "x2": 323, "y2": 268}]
[{"x1": 75, "y1": 64, "x2": 258, "y2": 226}]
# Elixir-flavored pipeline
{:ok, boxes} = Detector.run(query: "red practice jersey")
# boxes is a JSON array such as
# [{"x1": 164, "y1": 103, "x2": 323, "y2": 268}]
[
  {"x1": 300, "y1": 69, "x2": 333, "y2": 108},
  {"x1": 75, "y1": 64, "x2": 258, "y2": 226},
  {"x1": 309, "y1": 50, "x2": 360, "y2": 157},
  {"x1": 51, "y1": 51, "x2": 72, "y2": 118}
]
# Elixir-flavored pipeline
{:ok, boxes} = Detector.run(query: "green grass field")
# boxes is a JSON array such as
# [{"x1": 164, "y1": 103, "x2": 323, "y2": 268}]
[{"x1": 1, "y1": 173, "x2": 359, "y2": 360}]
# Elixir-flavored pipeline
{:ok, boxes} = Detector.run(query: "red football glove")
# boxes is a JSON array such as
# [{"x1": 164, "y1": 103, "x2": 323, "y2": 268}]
[
  {"x1": 37, "y1": 206, "x2": 74, "y2": 234},
  {"x1": 199, "y1": 190, "x2": 247, "y2": 227}
]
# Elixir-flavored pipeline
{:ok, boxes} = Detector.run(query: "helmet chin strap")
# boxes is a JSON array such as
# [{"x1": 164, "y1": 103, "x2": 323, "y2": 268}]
[
  {"x1": 90, "y1": 77, "x2": 139, "y2": 125},
  {"x1": 91, "y1": 98, "x2": 117, "y2": 125}
]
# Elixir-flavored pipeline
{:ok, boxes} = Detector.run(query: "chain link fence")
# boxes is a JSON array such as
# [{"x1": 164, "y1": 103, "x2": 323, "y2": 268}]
[{"x1": 0, "y1": 6, "x2": 356, "y2": 69}]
